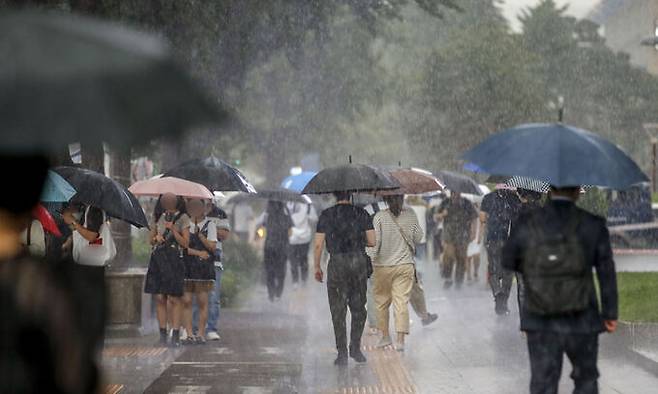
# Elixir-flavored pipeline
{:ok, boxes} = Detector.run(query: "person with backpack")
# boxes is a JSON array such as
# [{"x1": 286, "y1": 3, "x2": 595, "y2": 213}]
[
  {"x1": 370, "y1": 195, "x2": 423, "y2": 352},
  {"x1": 181, "y1": 199, "x2": 217, "y2": 345},
  {"x1": 144, "y1": 193, "x2": 190, "y2": 347},
  {"x1": 502, "y1": 186, "x2": 618, "y2": 394}
]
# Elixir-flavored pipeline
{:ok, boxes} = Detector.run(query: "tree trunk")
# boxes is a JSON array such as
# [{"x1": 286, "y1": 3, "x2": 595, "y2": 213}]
[{"x1": 109, "y1": 144, "x2": 133, "y2": 271}]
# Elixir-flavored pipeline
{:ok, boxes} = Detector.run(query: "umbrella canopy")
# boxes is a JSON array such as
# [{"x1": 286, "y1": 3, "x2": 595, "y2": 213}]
[
  {"x1": 281, "y1": 172, "x2": 317, "y2": 193},
  {"x1": 0, "y1": 12, "x2": 223, "y2": 152},
  {"x1": 33, "y1": 204, "x2": 61, "y2": 237},
  {"x1": 54, "y1": 166, "x2": 148, "y2": 228},
  {"x1": 227, "y1": 188, "x2": 311, "y2": 205},
  {"x1": 505, "y1": 176, "x2": 550, "y2": 193},
  {"x1": 376, "y1": 167, "x2": 445, "y2": 196},
  {"x1": 129, "y1": 176, "x2": 214, "y2": 200},
  {"x1": 462, "y1": 123, "x2": 648, "y2": 189},
  {"x1": 41, "y1": 170, "x2": 77, "y2": 202},
  {"x1": 163, "y1": 156, "x2": 255, "y2": 193},
  {"x1": 436, "y1": 170, "x2": 483, "y2": 195},
  {"x1": 302, "y1": 164, "x2": 400, "y2": 194}
]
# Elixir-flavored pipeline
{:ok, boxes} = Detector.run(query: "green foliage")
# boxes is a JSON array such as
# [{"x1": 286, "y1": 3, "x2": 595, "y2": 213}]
[
  {"x1": 131, "y1": 230, "x2": 152, "y2": 268},
  {"x1": 219, "y1": 239, "x2": 261, "y2": 307},
  {"x1": 618, "y1": 272, "x2": 658, "y2": 322}
]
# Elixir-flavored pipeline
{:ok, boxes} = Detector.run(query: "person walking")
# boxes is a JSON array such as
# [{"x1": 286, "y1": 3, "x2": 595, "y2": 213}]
[
  {"x1": 436, "y1": 191, "x2": 478, "y2": 289},
  {"x1": 287, "y1": 201, "x2": 317, "y2": 288},
  {"x1": 314, "y1": 191, "x2": 375, "y2": 365},
  {"x1": 480, "y1": 187, "x2": 521, "y2": 314},
  {"x1": 261, "y1": 201, "x2": 293, "y2": 301},
  {"x1": 181, "y1": 199, "x2": 217, "y2": 345},
  {"x1": 144, "y1": 193, "x2": 190, "y2": 347},
  {"x1": 503, "y1": 186, "x2": 618, "y2": 394},
  {"x1": 370, "y1": 195, "x2": 422, "y2": 352},
  {"x1": 232, "y1": 202, "x2": 254, "y2": 242}
]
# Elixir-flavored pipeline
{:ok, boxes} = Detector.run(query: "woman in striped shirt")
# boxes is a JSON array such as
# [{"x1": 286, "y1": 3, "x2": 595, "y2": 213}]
[{"x1": 370, "y1": 195, "x2": 423, "y2": 351}]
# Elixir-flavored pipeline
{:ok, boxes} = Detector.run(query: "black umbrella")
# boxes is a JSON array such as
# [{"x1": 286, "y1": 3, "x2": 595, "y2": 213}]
[
  {"x1": 302, "y1": 164, "x2": 400, "y2": 194},
  {"x1": 227, "y1": 188, "x2": 311, "y2": 205},
  {"x1": 436, "y1": 171, "x2": 483, "y2": 195},
  {"x1": 462, "y1": 123, "x2": 648, "y2": 189},
  {"x1": 54, "y1": 166, "x2": 148, "y2": 228},
  {"x1": 163, "y1": 156, "x2": 255, "y2": 193},
  {"x1": 0, "y1": 12, "x2": 223, "y2": 152}
]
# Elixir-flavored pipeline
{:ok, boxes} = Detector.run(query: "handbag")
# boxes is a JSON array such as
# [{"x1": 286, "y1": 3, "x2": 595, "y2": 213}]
[{"x1": 72, "y1": 208, "x2": 117, "y2": 266}]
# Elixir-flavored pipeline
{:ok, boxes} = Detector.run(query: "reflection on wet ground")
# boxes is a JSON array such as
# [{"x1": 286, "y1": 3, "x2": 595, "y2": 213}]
[{"x1": 104, "y1": 264, "x2": 658, "y2": 393}]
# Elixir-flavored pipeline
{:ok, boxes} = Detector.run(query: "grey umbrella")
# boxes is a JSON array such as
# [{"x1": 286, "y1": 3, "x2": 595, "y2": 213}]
[
  {"x1": 301, "y1": 164, "x2": 400, "y2": 194},
  {"x1": 0, "y1": 11, "x2": 224, "y2": 152},
  {"x1": 436, "y1": 170, "x2": 483, "y2": 195}
]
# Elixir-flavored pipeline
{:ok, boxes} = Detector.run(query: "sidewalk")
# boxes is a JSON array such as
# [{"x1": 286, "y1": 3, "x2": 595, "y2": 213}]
[{"x1": 101, "y1": 267, "x2": 658, "y2": 393}]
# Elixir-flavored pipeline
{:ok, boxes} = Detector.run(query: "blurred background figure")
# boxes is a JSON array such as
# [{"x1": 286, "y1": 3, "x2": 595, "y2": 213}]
[
  {"x1": 259, "y1": 201, "x2": 293, "y2": 301},
  {"x1": 287, "y1": 200, "x2": 318, "y2": 289},
  {"x1": 232, "y1": 202, "x2": 254, "y2": 242}
]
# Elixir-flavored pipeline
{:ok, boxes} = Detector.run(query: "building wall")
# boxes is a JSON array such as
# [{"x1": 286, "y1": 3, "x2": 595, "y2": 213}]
[{"x1": 598, "y1": 0, "x2": 658, "y2": 74}]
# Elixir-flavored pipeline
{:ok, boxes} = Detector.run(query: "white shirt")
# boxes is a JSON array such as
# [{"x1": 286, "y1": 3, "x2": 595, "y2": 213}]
[
  {"x1": 287, "y1": 202, "x2": 318, "y2": 245},
  {"x1": 188, "y1": 217, "x2": 218, "y2": 242}
]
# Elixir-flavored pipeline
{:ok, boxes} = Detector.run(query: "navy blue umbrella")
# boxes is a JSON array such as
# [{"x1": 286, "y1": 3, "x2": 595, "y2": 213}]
[{"x1": 462, "y1": 123, "x2": 648, "y2": 190}]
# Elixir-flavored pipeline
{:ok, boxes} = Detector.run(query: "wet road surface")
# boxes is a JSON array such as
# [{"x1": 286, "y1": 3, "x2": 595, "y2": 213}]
[{"x1": 104, "y1": 263, "x2": 658, "y2": 393}]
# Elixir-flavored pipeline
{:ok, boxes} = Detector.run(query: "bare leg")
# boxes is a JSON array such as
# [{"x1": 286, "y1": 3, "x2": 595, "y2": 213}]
[
  {"x1": 169, "y1": 296, "x2": 182, "y2": 331},
  {"x1": 182, "y1": 292, "x2": 194, "y2": 336},
  {"x1": 197, "y1": 291, "x2": 209, "y2": 339},
  {"x1": 156, "y1": 294, "x2": 167, "y2": 329}
]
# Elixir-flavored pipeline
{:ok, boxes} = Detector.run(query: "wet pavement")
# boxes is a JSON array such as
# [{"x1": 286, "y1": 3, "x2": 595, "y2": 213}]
[{"x1": 103, "y1": 262, "x2": 658, "y2": 393}]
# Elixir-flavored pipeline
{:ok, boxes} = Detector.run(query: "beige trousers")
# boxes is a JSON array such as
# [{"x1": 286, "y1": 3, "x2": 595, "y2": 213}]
[{"x1": 373, "y1": 264, "x2": 415, "y2": 334}]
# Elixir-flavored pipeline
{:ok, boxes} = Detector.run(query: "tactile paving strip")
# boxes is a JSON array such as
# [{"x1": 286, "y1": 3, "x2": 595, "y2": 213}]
[{"x1": 103, "y1": 346, "x2": 168, "y2": 358}]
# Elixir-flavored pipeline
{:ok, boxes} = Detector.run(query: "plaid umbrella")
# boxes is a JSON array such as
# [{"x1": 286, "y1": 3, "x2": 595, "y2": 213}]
[{"x1": 505, "y1": 176, "x2": 550, "y2": 193}]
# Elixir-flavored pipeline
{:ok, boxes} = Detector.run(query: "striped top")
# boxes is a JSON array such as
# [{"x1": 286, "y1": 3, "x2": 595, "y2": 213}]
[{"x1": 368, "y1": 208, "x2": 423, "y2": 266}]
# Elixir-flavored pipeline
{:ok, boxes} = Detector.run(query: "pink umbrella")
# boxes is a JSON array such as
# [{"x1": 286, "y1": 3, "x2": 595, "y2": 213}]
[{"x1": 129, "y1": 176, "x2": 213, "y2": 199}]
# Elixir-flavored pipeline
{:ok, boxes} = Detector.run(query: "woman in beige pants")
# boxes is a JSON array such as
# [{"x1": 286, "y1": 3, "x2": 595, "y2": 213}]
[{"x1": 370, "y1": 195, "x2": 423, "y2": 351}]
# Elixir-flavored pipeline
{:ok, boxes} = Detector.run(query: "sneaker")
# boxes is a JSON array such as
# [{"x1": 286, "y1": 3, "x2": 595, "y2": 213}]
[
  {"x1": 421, "y1": 313, "x2": 438, "y2": 326},
  {"x1": 349, "y1": 348, "x2": 367, "y2": 363},
  {"x1": 195, "y1": 336, "x2": 207, "y2": 345},
  {"x1": 170, "y1": 330, "x2": 181, "y2": 348},
  {"x1": 180, "y1": 328, "x2": 188, "y2": 341},
  {"x1": 181, "y1": 336, "x2": 196, "y2": 346},
  {"x1": 443, "y1": 280, "x2": 453, "y2": 289},
  {"x1": 206, "y1": 331, "x2": 221, "y2": 341},
  {"x1": 376, "y1": 336, "x2": 393, "y2": 349},
  {"x1": 334, "y1": 353, "x2": 348, "y2": 366}
]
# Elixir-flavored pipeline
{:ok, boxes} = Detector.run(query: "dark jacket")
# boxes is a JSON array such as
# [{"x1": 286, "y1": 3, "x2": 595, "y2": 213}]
[{"x1": 502, "y1": 199, "x2": 618, "y2": 334}]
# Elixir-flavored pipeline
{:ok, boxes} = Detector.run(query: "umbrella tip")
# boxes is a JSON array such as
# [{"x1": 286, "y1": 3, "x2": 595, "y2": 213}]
[{"x1": 349, "y1": 155, "x2": 352, "y2": 164}]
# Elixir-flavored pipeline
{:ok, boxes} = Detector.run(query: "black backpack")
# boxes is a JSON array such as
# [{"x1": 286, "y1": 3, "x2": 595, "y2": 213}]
[{"x1": 521, "y1": 210, "x2": 593, "y2": 316}]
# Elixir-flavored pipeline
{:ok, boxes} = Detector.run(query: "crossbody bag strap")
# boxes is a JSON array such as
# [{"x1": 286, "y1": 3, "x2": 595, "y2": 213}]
[{"x1": 388, "y1": 211, "x2": 415, "y2": 255}]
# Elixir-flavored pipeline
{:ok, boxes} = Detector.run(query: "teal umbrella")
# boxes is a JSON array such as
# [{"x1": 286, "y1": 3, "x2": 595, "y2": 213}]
[{"x1": 41, "y1": 170, "x2": 76, "y2": 202}]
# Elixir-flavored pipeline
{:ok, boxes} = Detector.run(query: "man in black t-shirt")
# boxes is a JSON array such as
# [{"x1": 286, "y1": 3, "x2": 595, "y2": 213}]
[
  {"x1": 480, "y1": 189, "x2": 521, "y2": 315},
  {"x1": 314, "y1": 191, "x2": 376, "y2": 366}
]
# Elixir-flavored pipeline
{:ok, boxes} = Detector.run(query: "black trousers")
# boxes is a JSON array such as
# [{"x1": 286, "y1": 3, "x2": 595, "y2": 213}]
[
  {"x1": 486, "y1": 240, "x2": 513, "y2": 301},
  {"x1": 327, "y1": 252, "x2": 368, "y2": 354},
  {"x1": 527, "y1": 331, "x2": 600, "y2": 394},
  {"x1": 264, "y1": 247, "x2": 287, "y2": 300},
  {"x1": 289, "y1": 243, "x2": 310, "y2": 284}
]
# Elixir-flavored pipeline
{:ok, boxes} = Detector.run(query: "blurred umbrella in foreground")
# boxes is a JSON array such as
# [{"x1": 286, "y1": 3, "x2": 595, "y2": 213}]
[
  {"x1": 280, "y1": 171, "x2": 317, "y2": 193},
  {"x1": 129, "y1": 176, "x2": 214, "y2": 200},
  {"x1": 162, "y1": 156, "x2": 255, "y2": 193},
  {"x1": 302, "y1": 164, "x2": 400, "y2": 194},
  {"x1": 33, "y1": 204, "x2": 62, "y2": 237},
  {"x1": 0, "y1": 11, "x2": 224, "y2": 151},
  {"x1": 462, "y1": 123, "x2": 648, "y2": 190},
  {"x1": 435, "y1": 170, "x2": 482, "y2": 195},
  {"x1": 227, "y1": 188, "x2": 311, "y2": 205},
  {"x1": 376, "y1": 167, "x2": 444, "y2": 196},
  {"x1": 55, "y1": 166, "x2": 148, "y2": 228},
  {"x1": 41, "y1": 170, "x2": 77, "y2": 202}
]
